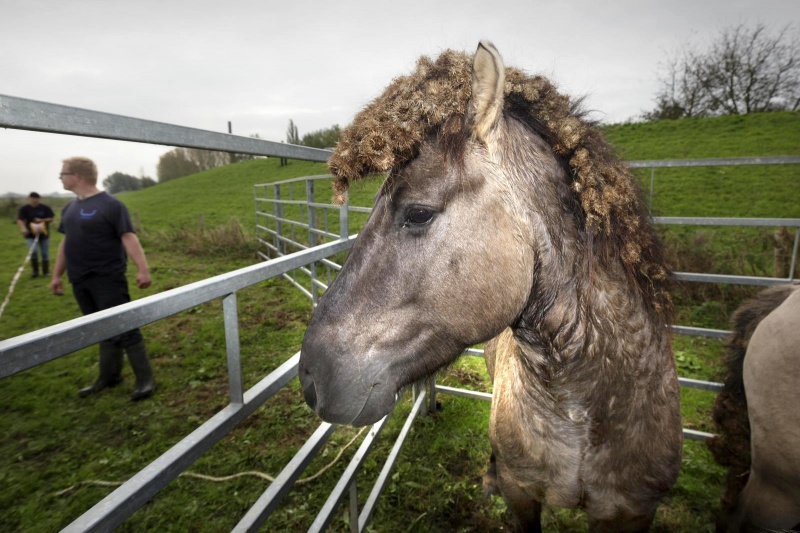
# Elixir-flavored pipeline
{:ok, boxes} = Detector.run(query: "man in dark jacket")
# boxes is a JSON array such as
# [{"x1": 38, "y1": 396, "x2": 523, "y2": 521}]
[
  {"x1": 50, "y1": 157, "x2": 156, "y2": 401},
  {"x1": 16, "y1": 192, "x2": 55, "y2": 278}
]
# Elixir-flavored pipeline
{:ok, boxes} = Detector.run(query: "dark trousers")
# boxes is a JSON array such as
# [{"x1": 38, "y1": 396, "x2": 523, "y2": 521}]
[{"x1": 71, "y1": 272, "x2": 143, "y2": 348}]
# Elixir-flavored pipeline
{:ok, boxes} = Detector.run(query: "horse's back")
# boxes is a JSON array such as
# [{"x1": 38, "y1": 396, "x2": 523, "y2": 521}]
[{"x1": 741, "y1": 286, "x2": 800, "y2": 528}]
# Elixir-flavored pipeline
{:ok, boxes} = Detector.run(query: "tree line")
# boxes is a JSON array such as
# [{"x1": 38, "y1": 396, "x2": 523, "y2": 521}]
[
  {"x1": 152, "y1": 123, "x2": 340, "y2": 184},
  {"x1": 104, "y1": 120, "x2": 342, "y2": 193}
]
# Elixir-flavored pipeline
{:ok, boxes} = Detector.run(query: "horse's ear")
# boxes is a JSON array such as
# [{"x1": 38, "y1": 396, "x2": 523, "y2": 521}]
[{"x1": 468, "y1": 41, "x2": 505, "y2": 141}]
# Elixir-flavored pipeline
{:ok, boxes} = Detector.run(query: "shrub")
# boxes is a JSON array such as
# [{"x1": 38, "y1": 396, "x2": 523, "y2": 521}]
[{"x1": 147, "y1": 218, "x2": 256, "y2": 259}]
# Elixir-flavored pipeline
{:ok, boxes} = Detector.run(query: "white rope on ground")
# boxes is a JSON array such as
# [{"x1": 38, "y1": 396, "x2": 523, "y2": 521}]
[
  {"x1": 54, "y1": 426, "x2": 368, "y2": 497},
  {"x1": 0, "y1": 234, "x2": 40, "y2": 320}
]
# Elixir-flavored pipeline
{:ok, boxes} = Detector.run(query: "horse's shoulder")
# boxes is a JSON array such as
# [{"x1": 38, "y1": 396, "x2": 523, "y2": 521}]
[
  {"x1": 743, "y1": 286, "x2": 800, "y2": 426},
  {"x1": 749, "y1": 286, "x2": 800, "y2": 349}
]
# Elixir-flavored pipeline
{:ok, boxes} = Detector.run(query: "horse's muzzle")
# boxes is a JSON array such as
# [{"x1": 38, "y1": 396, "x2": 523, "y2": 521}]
[{"x1": 299, "y1": 346, "x2": 396, "y2": 427}]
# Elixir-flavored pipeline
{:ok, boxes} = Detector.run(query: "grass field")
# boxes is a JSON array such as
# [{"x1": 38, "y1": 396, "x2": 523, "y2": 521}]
[{"x1": 0, "y1": 111, "x2": 798, "y2": 532}]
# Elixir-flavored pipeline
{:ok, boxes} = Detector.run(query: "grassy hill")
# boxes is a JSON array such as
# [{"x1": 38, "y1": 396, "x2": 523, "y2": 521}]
[
  {"x1": 606, "y1": 112, "x2": 800, "y2": 220},
  {"x1": 117, "y1": 158, "x2": 329, "y2": 231},
  {"x1": 0, "y1": 112, "x2": 798, "y2": 532},
  {"x1": 604, "y1": 111, "x2": 799, "y2": 159}
]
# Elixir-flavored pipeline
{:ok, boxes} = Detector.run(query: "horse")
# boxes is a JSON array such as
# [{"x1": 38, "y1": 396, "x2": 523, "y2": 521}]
[
  {"x1": 708, "y1": 284, "x2": 800, "y2": 532},
  {"x1": 299, "y1": 41, "x2": 682, "y2": 531}
]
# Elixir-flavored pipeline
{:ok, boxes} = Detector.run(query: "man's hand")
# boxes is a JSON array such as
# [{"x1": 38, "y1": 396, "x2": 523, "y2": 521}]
[
  {"x1": 50, "y1": 277, "x2": 64, "y2": 296},
  {"x1": 136, "y1": 272, "x2": 152, "y2": 290}
]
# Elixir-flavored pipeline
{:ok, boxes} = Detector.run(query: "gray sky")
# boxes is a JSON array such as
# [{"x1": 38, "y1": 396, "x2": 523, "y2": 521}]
[{"x1": 1, "y1": 0, "x2": 795, "y2": 196}]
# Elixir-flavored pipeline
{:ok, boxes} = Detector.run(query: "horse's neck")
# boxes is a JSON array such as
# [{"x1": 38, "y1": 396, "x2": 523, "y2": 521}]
[
  {"x1": 512, "y1": 261, "x2": 666, "y2": 381},
  {"x1": 503, "y1": 146, "x2": 669, "y2": 378}
]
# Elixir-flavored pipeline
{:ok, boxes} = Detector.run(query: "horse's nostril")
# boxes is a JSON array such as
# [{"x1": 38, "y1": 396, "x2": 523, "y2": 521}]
[{"x1": 302, "y1": 379, "x2": 318, "y2": 410}]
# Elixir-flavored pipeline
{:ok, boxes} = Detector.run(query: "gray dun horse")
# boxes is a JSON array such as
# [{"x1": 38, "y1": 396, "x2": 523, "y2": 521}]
[
  {"x1": 299, "y1": 42, "x2": 682, "y2": 531},
  {"x1": 708, "y1": 284, "x2": 800, "y2": 532}
]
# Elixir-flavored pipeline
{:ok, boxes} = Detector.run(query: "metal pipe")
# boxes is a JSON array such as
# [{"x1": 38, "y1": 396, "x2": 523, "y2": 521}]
[
  {"x1": 223, "y1": 292, "x2": 244, "y2": 404},
  {"x1": 0, "y1": 94, "x2": 332, "y2": 161},
  {"x1": 0, "y1": 238, "x2": 356, "y2": 378},
  {"x1": 308, "y1": 416, "x2": 390, "y2": 532}
]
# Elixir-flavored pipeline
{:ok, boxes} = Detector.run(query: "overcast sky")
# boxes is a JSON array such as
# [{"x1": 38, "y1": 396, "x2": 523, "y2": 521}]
[{"x1": 0, "y1": 0, "x2": 795, "y2": 196}]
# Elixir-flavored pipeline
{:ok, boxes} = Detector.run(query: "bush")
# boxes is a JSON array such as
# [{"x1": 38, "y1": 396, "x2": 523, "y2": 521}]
[{"x1": 147, "y1": 218, "x2": 256, "y2": 259}]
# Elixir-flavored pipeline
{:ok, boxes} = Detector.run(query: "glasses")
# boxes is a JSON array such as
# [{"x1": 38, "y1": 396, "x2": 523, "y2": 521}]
[{"x1": 59, "y1": 172, "x2": 75, "y2": 176}]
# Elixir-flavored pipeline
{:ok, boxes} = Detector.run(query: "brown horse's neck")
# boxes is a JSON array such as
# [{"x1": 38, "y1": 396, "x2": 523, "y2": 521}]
[
  {"x1": 494, "y1": 119, "x2": 670, "y2": 379},
  {"x1": 511, "y1": 250, "x2": 667, "y2": 383}
]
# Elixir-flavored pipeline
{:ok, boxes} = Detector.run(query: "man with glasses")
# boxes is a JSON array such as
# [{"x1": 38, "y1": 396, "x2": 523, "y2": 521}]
[{"x1": 51, "y1": 157, "x2": 156, "y2": 401}]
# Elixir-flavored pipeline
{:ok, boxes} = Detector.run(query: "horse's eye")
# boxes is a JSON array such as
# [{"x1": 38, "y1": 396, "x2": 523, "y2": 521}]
[{"x1": 403, "y1": 207, "x2": 434, "y2": 227}]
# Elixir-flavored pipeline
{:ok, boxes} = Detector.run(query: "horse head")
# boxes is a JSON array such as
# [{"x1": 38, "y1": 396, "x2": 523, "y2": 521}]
[{"x1": 300, "y1": 43, "x2": 538, "y2": 425}]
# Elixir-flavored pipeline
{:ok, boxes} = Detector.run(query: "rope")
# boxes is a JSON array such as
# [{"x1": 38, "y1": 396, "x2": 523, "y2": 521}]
[
  {"x1": 0, "y1": 234, "x2": 40, "y2": 320},
  {"x1": 54, "y1": 426, "x2": 367, "y2": 497}
]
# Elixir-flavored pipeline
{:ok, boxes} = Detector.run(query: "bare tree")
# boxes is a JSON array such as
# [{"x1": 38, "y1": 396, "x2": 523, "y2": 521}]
[
  {"x1": 157, "y1": 149, "x2": 199, "y2": 183},
  {"x1": 301, "y1": 124, "x2": 341, "y2": 149},
  {"x1": 157, "y1": 148, "x2": 228, "y2": 182},
  {"x1": 186, "y1": 148, "x2": 229, "y2": 171},
  {"x1": 646, "y1": 23, "x2": 799, "y2": 120},
  {"x1": 286, "y1": 119, "x2": 300, "y2": 145}
]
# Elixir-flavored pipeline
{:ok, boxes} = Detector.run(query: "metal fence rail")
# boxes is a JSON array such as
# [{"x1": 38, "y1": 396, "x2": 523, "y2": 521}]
[
  {"x1": 254, "y1": 175, "x2": 354, "y2": 306},
  {"x1": 628, "y1": 156, "x2": 800, "y2": 168},
  {"x1": 0, "y1": 94, "x2": 332, "y2": 162},
  {"x1": 0, "y1": 239, "x2": 352, "y2": 378},
  {"x1": 0, "y1": 95, "x2": 379, "y2": 531}
]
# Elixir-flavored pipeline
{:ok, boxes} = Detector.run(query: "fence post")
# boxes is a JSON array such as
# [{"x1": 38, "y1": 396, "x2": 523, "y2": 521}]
[
  {"x1": 253, "y1": 185, "x2": 260, "y2": 259},
  {"x1": 307, "y1": 179, "x2": 319, "y2": 306},
  {"x1": 274, "y1": 184, "x2": 283, "y2": 256},
  {"x1": 428, "y1": 374, "x2": 438, "y2": 414},
  {"x1": 339, "y1": 196, "x2": 349, "y2": 240},
  {"x1": 349, "y1": 480, "x2": 359, "y2": 533},
  {"x1": 223, "y1": 292, "x2": 244, "y2": 404},
  {"x1": 649, "y1": 166, "x2": 655, "y2": 214},
  {"x1": 790, "y1": 227, "x2": 800, "y2": 282}
]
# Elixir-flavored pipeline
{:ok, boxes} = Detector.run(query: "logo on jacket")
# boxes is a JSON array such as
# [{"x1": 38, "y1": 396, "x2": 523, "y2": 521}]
[{"x1": 80, "y1": 209, "x2": 98, "y2": 219}]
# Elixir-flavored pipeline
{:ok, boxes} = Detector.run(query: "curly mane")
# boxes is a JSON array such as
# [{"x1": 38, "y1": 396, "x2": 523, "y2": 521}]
[{"x1": 329, "y1": 48, "x2": 671, "y2": 315}]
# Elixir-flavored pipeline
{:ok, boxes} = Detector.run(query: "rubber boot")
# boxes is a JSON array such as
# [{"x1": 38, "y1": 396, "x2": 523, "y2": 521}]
[
  {"x1": 126, "y1": 341, "x2": 156, "y2": 401},
  {"x1": 31, "y1": 257, "x2": 39, "y2": 278},
  {"x1": 42, "y1": 260, "x2": 49, "y2": 276},
  {"x1": 79, "y1": 342, "x2": 124, "y2": 397}
]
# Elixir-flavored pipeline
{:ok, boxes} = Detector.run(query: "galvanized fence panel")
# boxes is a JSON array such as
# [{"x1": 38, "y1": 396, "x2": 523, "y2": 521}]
[{"x1": 254, "y1": 175, "x2": 361, "y2": 307}]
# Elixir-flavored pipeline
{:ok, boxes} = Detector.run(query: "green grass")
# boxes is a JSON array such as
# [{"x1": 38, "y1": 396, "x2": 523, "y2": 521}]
[
  {"x1": 119, "y1": 158, "x2": 329, "y2": 229},
  {"x1": 1, "y1": 112, "x2": 799, "y2": 531},
  {"x1": 604, "y1": 112, "x2": 800, "y2": 160}
]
